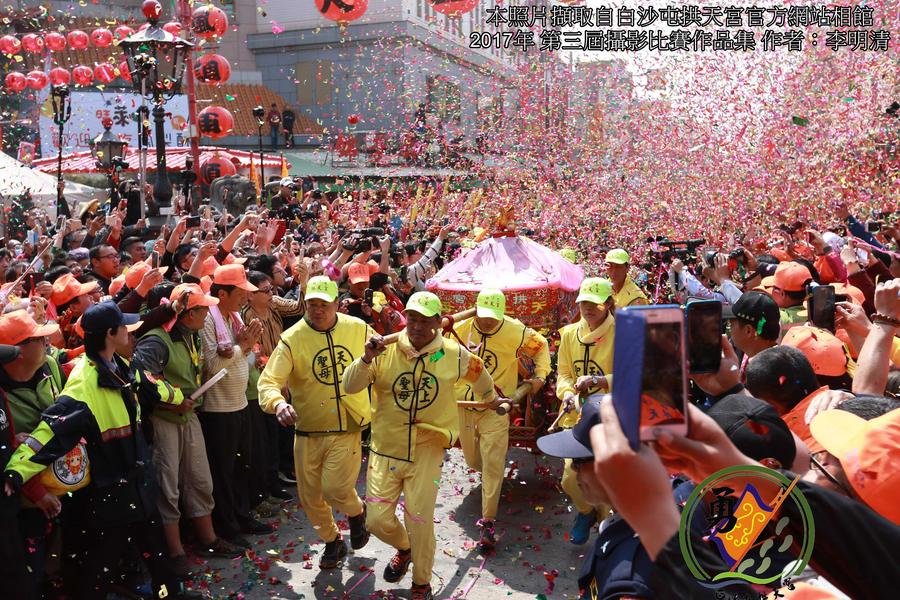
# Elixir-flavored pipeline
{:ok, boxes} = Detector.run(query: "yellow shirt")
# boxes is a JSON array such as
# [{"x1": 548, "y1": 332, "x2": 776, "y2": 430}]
[
  {"x1": 613, "y1": 278, "x2": 649, "y2": 308},
  {"x1": 556, "y1": 317, "x2": 615, "y2": 428},
  {"x1": 258, "y1": 313, "x2": 373, "y2": 435},
  {"x1": 343, "y1": 331, "x2": 495, "y2": 462}
]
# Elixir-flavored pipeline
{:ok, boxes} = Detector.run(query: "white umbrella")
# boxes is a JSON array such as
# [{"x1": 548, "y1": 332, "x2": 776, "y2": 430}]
[{"x1": 0, "y1": 151, "x2": 107, "y2": 216}]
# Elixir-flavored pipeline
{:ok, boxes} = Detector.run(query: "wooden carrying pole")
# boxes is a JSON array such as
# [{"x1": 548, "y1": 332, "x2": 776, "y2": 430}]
[{"x1": 380, "y1": 307, "x2": 476, "y2": 345}]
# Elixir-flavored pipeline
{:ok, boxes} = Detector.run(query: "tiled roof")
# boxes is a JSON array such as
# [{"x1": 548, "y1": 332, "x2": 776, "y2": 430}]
[
  {"x1": 31, "y1": 146, "x2": 287, "y2": 174},
  {"x1": 195, "y1": 83, "x2": 323, "y2": 137}
]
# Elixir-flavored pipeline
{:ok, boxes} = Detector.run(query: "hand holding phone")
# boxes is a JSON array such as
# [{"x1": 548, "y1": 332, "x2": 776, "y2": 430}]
[
  {"x1": 686, "y1": 300, "x2": 722, "y2": 374},
  {"x1": 186, "y1": 215, "x2": 201, "y2": 228},
  {"x1": 809, "y1": 285, "x2": 836, "y2": 332}
]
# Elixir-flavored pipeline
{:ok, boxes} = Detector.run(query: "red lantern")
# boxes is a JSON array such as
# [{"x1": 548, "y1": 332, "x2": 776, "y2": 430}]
[
  {"x1": 191, "y1": 5, "x2": 229, "y2": 38},
  {"x1": 348, "y1": 114, "x2": 359, "y2": 125},
  {"x1": 0, "y1": 35, "x2": 21, "y2": 55},
  {"x1": 142, "y1": 0, "x2": 163, "y2": 20},
  {"x1": 4, "y1": 72, "x2": 27, "y2": 93},
  {"x1": 197, "y1": 106, "x2": 234, "y2": 139},
  {"x1": 26, "y1": 70, "x2": 48, "y2": 90},
  {"x1": 114, "y1": 25, "x2": 135, "y2": 40},
  {"x1": 67, "y1": 30, "x2": 90, "y2": 50},
  {"x1": 91, "y1": 28, "x2": 114, "y2": 48},
  {"x1": 162, "y1": 21, "x2": 183, "y2": 36},
  {"x1": 200, "y1": 154, "x2": 237, "y2": 184},
  {"x1": 49, "y1": 67, "x2": 71, "y2": 86},
  {"x1": 426, "y1": 0, "x2": 477, "y2": 16},
  {"x1": 72, "y1": 65, "x2": 94, "y2": 86},
  {"x1": 193, "y1": 53, "x2": 231, "y2": 84},
  {"x1": 315, "y1": 0, "x2": 368, "y2": 23},
  {"x1": 21, "y1": 33, "x2": 44, "y2": 54},
  {"x1": 45, "y1": 31, "x2": 67, "y2": 51},
  {"x1": 94, "y1": 63, "x2": 116, "y2": 84},
  {"x1": 118, "y1": 61, "x2": 132, "y2": 82}
]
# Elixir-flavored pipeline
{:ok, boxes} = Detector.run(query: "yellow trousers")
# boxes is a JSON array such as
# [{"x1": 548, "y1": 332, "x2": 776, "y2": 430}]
[
  {"x1": 561, "y1": 458, "x2": 610, "y2": 518},
  {"x1": 293, "y1": 432, "x2": 365, "y2": 543},
  {"x1": 365, "y1": 430, "x2": 445, "y2": 586},
  {"x1": 458, "y1": 408, "x2": 509, "y2": 521}
]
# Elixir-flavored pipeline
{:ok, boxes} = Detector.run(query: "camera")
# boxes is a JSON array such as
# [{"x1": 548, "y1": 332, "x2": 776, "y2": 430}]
[
  {"x1": 646, "y1": 237, "x2": 706, "y2": 267},
  {"x1": 252, "y1": 105, "x2": 266, "y2": 123},
  {"x1": 349, "y1": 227, "x2": 385, "y2": 237}
]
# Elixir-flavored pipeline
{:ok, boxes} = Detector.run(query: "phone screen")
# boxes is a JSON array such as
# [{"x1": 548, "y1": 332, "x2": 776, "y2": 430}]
[
  {"x1": 687, "y1": 301, "x2": 722, "y2": 374},
  {"x1": 150, "y1": 251, "x2": 159, "y2": 269},
  {"x1": 810, "y1": 285, "x2": 836, "y2": 332},
  {"x1": 186, "y1": 215, "x2": 201, "y2": 228},
  {"x1": 640, "y1": 319, "x2": 688, "y2": 433}
]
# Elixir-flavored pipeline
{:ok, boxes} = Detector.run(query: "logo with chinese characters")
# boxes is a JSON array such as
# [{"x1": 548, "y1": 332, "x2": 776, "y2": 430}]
[
  {"x1": 311, "y1": 346, "x2": 352, "y2": 386},
  {"x1": 574, "y1": 359, "x2": 604, "y2": 379},
  {"x1": 391, "y1": 371, "x2": 439, "y2": 411},
  {"x1": 678, "y1": 465, "x2": 814, "y2": 593}
]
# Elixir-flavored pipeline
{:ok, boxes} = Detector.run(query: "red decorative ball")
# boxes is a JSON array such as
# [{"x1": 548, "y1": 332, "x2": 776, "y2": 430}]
[
  {"x1": 101, "y1": 116, "x2": 114, "y2": 129},
  {"x1": 4, "y1": 72, "x2": 27, "y2": 93},
  {"x1": 197, "y1": 106, "x2": 234, "y2": 139},
  {"x1": 118, "y1": 61, "x2": 132, "y2": 82},
  {"x1": 142, "y1": 0, "x2": 163, "y2": 20},
  {"x1": 193, "y1": 53, "x2": 231, "y2": 84},
  {"x1": 91, "y1": 28, "x2": 114, "y2": 48},
  {"x1": 162, "y1": 21, "x2": 183, "y2": 36},
  {"x1": 67, "y1": 30, "x2": 90, "y2": 50},
  {"x1": 93, "y1": 63, "x2": 116, "y2": 84},
  {"x1": 426, "y1": 0, "x2": 477, "y2": 16},
  {"x1": 21, "y1": 33, "x2": 44, "y2": 54},
  {"x1": 191, "y1": 5, "x2": 228, "y2": 39},
  {"x1": 45, "y1": 32, "x2": 67, "y2": 51},
  {"x1": 348, "y1": 114, "x2": 360, "y2": 125},
  {"x1": 316, "y1": 0, "x2": 368, "y2": 23},
  {"x1": 26, "y1": 70, "x2": 48, "y2": 90},
  {"x1": 72, "y1": 65, "x2": 94, "y2": 86},
  {"x1": 114, "y1": 25, "x2": 135, "y2": 40},
  {"x1": 49, "y1": 67, "x2": 71, "y2": 86},
  {"x1": 200, "y1": 154, "x2": 237, "y2": 184},
  {"x1": 0, "y1": 35, "x2": 21, "y2": 55}
]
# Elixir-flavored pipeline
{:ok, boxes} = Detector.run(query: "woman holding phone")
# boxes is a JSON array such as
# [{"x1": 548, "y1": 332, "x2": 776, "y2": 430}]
[{"x1": 555, "y1": 277, "x2": 616, "y2": 545}]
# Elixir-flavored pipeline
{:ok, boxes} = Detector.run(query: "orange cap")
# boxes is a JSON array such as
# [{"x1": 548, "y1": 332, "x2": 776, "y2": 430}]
[
  {"x1": 199, "y1": 256, "x2": 220, "y2": 278},
  {"x1": 222, "y1": 254, "x2": 247, "y2": 265},
  {"x1": 810, "y1": 407, "x2": 900, "y2": 525},
  {"x1": 170, "y1": 283, "x2": 218, "y2": 309},
  {"x1": 212, "y1": 264, "x2": 257, "y2": 291},
  {"x1": 109, "y1": 274, "x2": 126, "y2": 297},
  {"x1": 348, "y1": 262, "x2": 372, "y2": 284},
  {"x1": 51, "y1": 274, "x2": 99, "y2": 306},
  {"x1": 781, "y1": 325, "x2": 854, "y2": 377},
  {"x1": 773, "y1": 262, "x2": 812, "y2": 293},
  {"x1": 770, "y1": 248, "x2": 792, "y2": 262},
  {"x1": 832, "y1": 282, "x2": 865, "y2": 306},
  {"x1": 0, "y1": 309, "x2": 60, "y2": 345},
  {"x1": 124, "y1": 260, "x2": 169, "y2": 290}
]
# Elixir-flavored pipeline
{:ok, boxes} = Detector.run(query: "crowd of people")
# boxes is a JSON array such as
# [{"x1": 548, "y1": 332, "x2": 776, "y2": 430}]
[{"x1": 0, "y1": 177, "x2": 898, "y2": 600}]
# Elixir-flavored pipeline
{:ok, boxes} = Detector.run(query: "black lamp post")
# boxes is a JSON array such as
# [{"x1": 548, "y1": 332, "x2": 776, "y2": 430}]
[
  {"x1": 118, "y1": 0, "x2": 192, "y2": 211},
  {"x1": 89, "y1": 118, "x2": 129, "y2": 211},
  {"x1": 253, "y1": 104, "x2": 266, "y2": 204},
  {"x1": 50, "y1": 85, "x2": 72, "y2": 217}
]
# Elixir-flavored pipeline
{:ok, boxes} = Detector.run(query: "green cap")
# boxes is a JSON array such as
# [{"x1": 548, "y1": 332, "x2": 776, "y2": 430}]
[
  {"x1": 405, "y1": 291, "x2": 443, "y2": 317},
  {"x1": 476, "y1": 288, "x2": 506, "y2": 320},
  {"x1": 305, "y1": 276, "x2": 338, "y2": 302},
  {"x1": 576, "y1": 277, "x2": 614, "y2": 305},
  {"x1": 559, "y1": 248, "x2": 577, "y2": 263},
  {"x1": 605, "y1": 248, "x2": 630, "y2": 265}
]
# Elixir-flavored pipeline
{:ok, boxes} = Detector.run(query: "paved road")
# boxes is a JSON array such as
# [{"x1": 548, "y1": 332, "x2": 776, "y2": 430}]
[{"x1": 191, "y1": 446, "x2": 591, "y2": 599}]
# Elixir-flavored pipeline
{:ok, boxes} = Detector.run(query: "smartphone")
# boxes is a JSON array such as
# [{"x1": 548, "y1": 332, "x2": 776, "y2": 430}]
[
  {"x1": 612, "y1": 305, "x2": 690, "y2": 450},
  {"x1": 150, "y1": 251, "x2": 159, "y2": 269},
  {"x1": 364, "y1": 288, "x2": 374, "y2": 306},
  {"x1": 809, "y1": 285, "x2": 836, "y2": 332},
  {"x1": 56, "y1": 215, "x2": 66, "y2": 231},
  {"x1": 866, "y1": 220, "x2": 881, "y2": 233},
  {"x1": 686, "y1": 300, "x2": 722, "y2": 374},
  {"x1": 186, "y1": 215, "x2": 201, "y2": 228}
]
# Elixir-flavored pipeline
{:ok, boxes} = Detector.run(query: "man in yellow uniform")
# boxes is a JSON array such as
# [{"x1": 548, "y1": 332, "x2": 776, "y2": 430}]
[
  {"x1": 257, "y1": 276, "x2": 372, "y2": 569},
  {"x1": 555, "y1": 278, "x2": 616, "y2": 545},
  {"x1": 453, "y1": 289, "x2": 550, "y2": 551},
  {"x1": 605, "y1": 249, "x2": 649, "y2": 308},
  {"x1": 343, "y1": 292, "x2": 496, "y2": 600}
]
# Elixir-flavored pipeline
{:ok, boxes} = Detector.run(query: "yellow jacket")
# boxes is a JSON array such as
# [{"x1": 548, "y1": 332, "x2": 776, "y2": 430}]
[
  {"x1": 453, "y1": 315, "x2": 550, "y2": 398},
  {"x1": 343, "y1": 331, "x2": 495, "y2": 462},
  {"x1": 556, "y1": 317, "x2": 615, "y2": 428},
  {"x1": 613, "y1": 278, "x2": 649, "y2": 308},
  {"x1": 258, "y1": 313, "x2": 373, "y2": 435}
]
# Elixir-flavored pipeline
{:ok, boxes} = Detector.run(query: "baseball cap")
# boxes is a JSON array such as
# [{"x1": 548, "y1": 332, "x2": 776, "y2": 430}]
[
  {"x1": 348, "y1": 262, "x2": 372, "y2": 285},
  {"x1": 476, "y1": 288, "x2": 506, "y2": 321},
  {"x1": 708, "y1": 394, "x2": 796, "y2": 469},
  {"x1": 124, "y1": 260, "x2": 168, "y2": 290},
  {"x1": 559, "y1": 248, "x2": 577, "y2": 263},
  {"x1": 781, "y1": 326, "x2": 855, "y2": 378},
  {"x1": 405, "y1": 291, "x2": 442, "y2": 317},
  {"x1": 212, "y1": 264, "x2": 258, "y2": 291},
  {"x1": 576, "y1": 277, "x2": 614, "y2": 305},
  {"x1": 51, "y1": 273, "x2": 99, "y2": 306},
  {"x1": 605, "y1": 249, "x2": 630, "y2": 265},
  {"x1": 0, "y1": 310, "x2": 60, "y2": 345},
  {"x1": 832, "y1": 282, "x2": 865, "y2": 306},
  {"x1": 810, "y1": 407, "x2": 900, "y2": 525},
  {"x1": 170, "y1": 283, "x2": 218, "y2": 309},
  {"x1": 81, "y1": 301, "x2": 141, "y2": 335},
  {"x1": 536, "y1": 396, "x2": 602, "y2": 459},
  {"x1": 109, "y1": 274, "x2": 126, "y2": 297},
  {"x1": 723, "y1": 291, "x2": 781, "y2": 340},
  {"x1": 280, "y1": 177, "x2": 294, "y2": 188},
  {"x1": 305, "y1": 276, "x2": 338, "y2": 302},
  {"x1": 68, "y1": 248, "x2": 89, "y2": 262},
  {"x1": 773, "y1": 262, "x2": 812, "y2": 293}
]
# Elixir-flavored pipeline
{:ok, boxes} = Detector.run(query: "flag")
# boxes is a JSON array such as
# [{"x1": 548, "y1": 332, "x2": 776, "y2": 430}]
[
  {"x1": 280, "y1": 153, "x2": 289, "y2": 178},
  {"x1": 705, "y1": 483, "x2": 775, "y2": 570}
]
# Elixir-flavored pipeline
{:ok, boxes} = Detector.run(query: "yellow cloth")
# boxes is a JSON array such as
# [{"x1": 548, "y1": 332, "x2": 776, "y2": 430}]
[
  {"x1": 294, "y1": 432, "x2": 365, "y2": 543},
  {"x1": 365, "y1": 429, "x2": 445, "y2": 586},
  {"x1": 458, "y1": 408, "x2": 509, "y2": 520},
  {"x1": 258, "y1": 314, "x2": 373, "y2": 434},
  {"x1": 343, "y1": 331, "x2": 495, "y2": 462},
  {"x1": 612, "y1": 278, "x2": 649, "y2": 308},
  {"x1": 561, "y1": 458, "x2": 596, "y2": 515},
  {"x1": 556, "y1": 317, "x2": 616, "y2": 429}
]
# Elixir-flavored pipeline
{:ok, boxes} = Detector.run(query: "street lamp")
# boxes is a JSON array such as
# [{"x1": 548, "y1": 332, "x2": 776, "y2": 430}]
[
  {"x1": 252, "y1": 104, "x2": 266, "y2": 205},
  {"x1": 89, "y1": 117, "x2": 129, "y2": 210},
  {"x1": 118, "y1": 0, "x2": 193, "y2": 212},
  {"x1": 50, "y1": 85, "x2": 72, "y2": 217}
]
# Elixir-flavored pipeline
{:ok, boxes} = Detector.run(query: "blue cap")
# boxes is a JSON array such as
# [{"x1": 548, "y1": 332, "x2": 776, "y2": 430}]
[
  {"x1": 81, "y1": 301, "x2": 140, "y2": 335},
  {"x1": 536, "y1": 397, "x2": 603, "y2": 459}
]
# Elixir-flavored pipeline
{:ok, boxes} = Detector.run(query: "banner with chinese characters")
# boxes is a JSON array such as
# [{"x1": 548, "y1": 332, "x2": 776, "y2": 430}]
[
  {"x1": 38, "y1": 90, "x2": 189, "y2": 158},
  {"x1": 431, "y1": 286, "x2": 579, "y2": 333}
]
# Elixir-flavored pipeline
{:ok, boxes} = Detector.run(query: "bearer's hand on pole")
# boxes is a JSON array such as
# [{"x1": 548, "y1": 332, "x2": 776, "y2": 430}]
[
  {"x1": 275, "y1": 401, "x2": 298, "y2": 426},
  {"x1": 363, "y1": 334, "x2": 386, "y2": 364}
]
